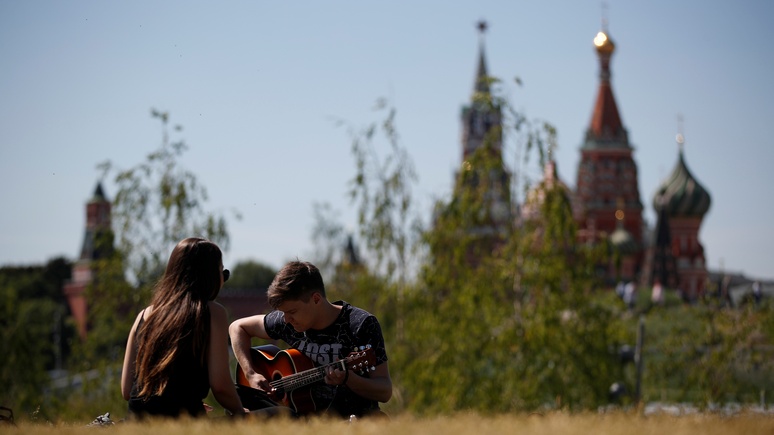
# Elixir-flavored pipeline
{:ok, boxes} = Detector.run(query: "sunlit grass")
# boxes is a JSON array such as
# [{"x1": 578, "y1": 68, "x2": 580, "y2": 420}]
[{"x1": 5, "y1": 411, "x2": 774, "y2": 435}]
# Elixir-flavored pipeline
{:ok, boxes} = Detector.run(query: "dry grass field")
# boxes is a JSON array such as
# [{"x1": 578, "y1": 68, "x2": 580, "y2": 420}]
[{"x1": 5, "y1": 412, "x2": 774, "y2": 435}]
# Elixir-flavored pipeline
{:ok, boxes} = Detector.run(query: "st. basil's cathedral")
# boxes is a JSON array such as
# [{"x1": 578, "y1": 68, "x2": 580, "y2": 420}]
[{"x1": 458, "y1": 21, "x2": 712, "y2": 300}]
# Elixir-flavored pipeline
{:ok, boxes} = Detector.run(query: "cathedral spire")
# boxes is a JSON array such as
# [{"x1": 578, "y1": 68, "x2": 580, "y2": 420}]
[
  {"x1": 586, "y1": 25, "x2": 627, "y2": 146},
  {"x1": 676, "y1": 113, "x2": 685, "y2": 153}
]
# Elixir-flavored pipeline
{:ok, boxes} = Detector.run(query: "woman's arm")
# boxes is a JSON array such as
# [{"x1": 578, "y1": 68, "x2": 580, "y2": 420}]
[
  {"x1": 207, "y1": 302, "x2": 247, "y2": 416},
  {"x1": 120, "y1": 309, "x2": 146, "y2": 400}
]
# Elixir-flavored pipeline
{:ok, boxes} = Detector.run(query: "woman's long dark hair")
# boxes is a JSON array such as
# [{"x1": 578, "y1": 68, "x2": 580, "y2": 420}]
[{"x1": 135, "y1": 237, "x2": 222, "y2": 398}]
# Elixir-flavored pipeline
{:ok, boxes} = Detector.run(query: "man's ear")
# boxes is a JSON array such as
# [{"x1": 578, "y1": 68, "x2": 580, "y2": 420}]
[{"x1": 312, "y1": 292, "x2": 322, "y2": 304}]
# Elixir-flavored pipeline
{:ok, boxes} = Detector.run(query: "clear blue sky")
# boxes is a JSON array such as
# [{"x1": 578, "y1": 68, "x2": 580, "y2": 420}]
[{"x1": 2, "y1": 1, "x2": 773, "y2": 280}]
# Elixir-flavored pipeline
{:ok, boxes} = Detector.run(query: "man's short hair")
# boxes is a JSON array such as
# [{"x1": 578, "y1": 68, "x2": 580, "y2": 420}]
[{"x1": 267, "y1": 261, "x2": 325, "y2": 309}]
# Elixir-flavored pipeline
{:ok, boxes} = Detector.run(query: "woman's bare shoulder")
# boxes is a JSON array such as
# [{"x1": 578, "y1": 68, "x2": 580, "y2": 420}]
[{"x1": 208, "y1": 301, "x2": 228, "y2": 320}]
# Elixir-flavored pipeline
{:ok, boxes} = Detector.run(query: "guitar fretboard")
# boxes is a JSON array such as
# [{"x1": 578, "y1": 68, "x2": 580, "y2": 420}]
[{"x1": 270, "y1": 359, "x2": 346, "y2": 392}]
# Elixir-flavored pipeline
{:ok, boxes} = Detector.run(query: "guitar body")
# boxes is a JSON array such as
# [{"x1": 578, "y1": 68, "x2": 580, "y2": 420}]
[
  {"x1": 235, "y1": 343, "x2": 375, "y2": 416},
  {"x1": 236, "y1": 344, "x2": 318, "y2": 414}
]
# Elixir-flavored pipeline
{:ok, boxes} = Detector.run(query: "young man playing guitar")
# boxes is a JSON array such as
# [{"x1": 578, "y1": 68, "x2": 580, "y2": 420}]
[{"x1": 229, "y1": 261, "x2": 392, "y2": 419}]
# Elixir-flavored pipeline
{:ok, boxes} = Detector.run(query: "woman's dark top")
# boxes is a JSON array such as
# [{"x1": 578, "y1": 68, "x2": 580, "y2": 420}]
[{"x1": 128, "y1": 311, "x2": 210, "y2": 418}]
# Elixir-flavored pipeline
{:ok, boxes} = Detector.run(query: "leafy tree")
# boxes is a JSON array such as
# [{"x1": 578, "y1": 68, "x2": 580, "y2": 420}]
[
  {"x1": 0, "y1": 258, "x2": 72, "y2": 303},
  {"x1": 0, "y1": 286, "x2": 59, "y2": 417},
  {"x1": 0, "y1": 259, "x2": 75, "y2": 418},
  {"x1": 224, "y1": 260, "x2": 276, "y2": 290},
  {"x1": 647, "y1": 299, "x2": 774, "y2": 405}
]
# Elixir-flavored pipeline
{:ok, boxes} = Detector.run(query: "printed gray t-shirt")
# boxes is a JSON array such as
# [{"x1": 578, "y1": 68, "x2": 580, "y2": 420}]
[{"x1": 264, "y1": 300, "x2": 388, "y2": 416}]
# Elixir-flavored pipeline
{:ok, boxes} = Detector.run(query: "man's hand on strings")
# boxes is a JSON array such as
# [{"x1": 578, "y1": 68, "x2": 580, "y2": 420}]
[
  {"x1": 324, "y1": 365, "x2": 349, "y2": 386},
  {"x1": 248, "y1": 372, "x2": 272, "y2": 392}
]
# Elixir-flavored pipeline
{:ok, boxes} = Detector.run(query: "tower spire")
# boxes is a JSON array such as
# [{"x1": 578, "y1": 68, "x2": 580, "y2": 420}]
[
  {"x1": 455, "y1": 19, "x2": 511, "y2": 240},
  {"x1": 587, "y1": 19, "x2": 626, "y2": 145},
  {"x1": 474, "y1": 20, "x2": 490, "y2": 95}
]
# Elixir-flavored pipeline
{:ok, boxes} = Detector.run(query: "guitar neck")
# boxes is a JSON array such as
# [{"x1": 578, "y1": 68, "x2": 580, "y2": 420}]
[{"x1": 270, "y1": 359, "x2": 346, "y2": 392}]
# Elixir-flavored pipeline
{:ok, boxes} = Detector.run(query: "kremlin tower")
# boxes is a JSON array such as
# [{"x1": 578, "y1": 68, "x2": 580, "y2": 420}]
[
  {"x1": 62, "y1": 182, "x2": 114, "y2": 339},
  {"x1": 454, "y1": 21, "x2": 512, "y2": 239}
]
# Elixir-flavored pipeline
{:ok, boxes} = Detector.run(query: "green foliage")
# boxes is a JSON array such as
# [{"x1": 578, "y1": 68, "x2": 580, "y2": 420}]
[
  {"x1": 224, "y1": 260, "x2": 276, "y2": 290},
  {"x1": 0, "y1": 259, "x2": 72, "y2": 303},
  {"x1": 0, "y1": 260, "x2": 74, "y2": 416},
  {"x1": 643, "y1": 299, "x2": 774, "y2": 405},
  {"x1": 409, "y1": 165, "x2": 621, "y2": 412},
  {"x1": 78, "y1": 260, "x2": 138, "y2": 367},
  {"x1": 0, "y1": 283, "x2": 59, "y2": 413}
]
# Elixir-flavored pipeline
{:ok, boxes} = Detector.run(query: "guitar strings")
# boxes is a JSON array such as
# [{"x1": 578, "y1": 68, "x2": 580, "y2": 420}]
[
  {"x1": 266, "y1": 348, "x2": 372, "y2": 392},
  {"x1": 271, "y1": 360, "x2": 346, "y2": 391}
]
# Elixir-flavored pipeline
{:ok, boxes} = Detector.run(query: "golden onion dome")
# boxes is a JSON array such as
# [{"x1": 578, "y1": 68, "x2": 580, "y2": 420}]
[{"x1": 593, "y1": 31, "x2": 615, "y2": 55}]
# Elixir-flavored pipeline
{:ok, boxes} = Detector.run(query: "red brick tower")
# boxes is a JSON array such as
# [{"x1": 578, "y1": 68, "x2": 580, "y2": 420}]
[
  {"x1": 62, "y1": 182, "x2": 113, "y2": 339},
  {"x1": 574, "y1": 28, "x2": 644, "y2": 282}
]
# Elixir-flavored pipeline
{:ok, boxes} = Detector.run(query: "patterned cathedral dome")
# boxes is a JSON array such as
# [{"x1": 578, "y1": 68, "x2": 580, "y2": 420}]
[{"x1": 653, "y1": 145, "x2": 711, "y2": 218}]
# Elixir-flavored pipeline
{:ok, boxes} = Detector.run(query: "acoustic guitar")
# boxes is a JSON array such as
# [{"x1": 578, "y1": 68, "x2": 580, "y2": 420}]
[{"x1": 235, "y1": 344, "x2": 375, "y2": 414}]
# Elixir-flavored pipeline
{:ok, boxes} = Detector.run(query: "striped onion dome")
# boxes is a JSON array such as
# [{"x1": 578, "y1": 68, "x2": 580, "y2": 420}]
[{"x1": 653, "y1": 149, "x2": 711, "y2": 218}]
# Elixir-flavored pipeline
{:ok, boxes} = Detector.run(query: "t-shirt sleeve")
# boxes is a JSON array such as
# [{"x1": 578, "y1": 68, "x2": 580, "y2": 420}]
[
  {"x1": 356, "y1": 315, "x2": 388, "y2": 365},
  {"x1": 263, "y1": 310, "x2": 284, "y2": 341}
]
